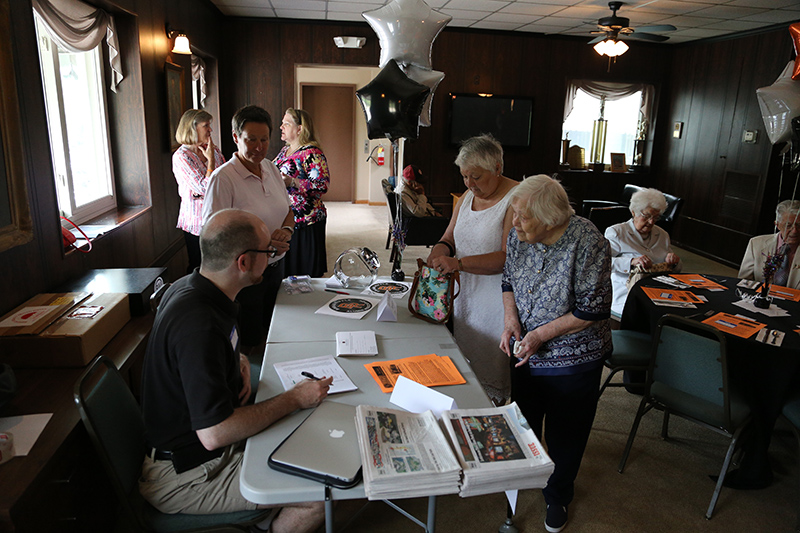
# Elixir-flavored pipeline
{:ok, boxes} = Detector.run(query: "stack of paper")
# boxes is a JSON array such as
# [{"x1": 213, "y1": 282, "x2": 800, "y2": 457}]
[
  {"x1": 364, "y1": 354, "x2": 465, "y2": 393},
  {"x1": 442, "y1": 403, "x2": 554, "y2": 497},
  {"x1": 355, "y1": 406, "x2": 461, "y2": 500},
  {"x1": 354, "y1": 403, "x2": 554, "y2": 500}
]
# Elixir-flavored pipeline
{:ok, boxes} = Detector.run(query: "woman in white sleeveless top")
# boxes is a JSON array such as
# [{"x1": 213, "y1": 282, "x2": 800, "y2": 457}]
[{"x1": 427, "y1": 135, "x2": 517, "y2": 404}]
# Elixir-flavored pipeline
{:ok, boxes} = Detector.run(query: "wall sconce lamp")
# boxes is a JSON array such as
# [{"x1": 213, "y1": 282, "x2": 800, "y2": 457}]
[
  {"x1": 333, "y1": 36, "x2": 366, "y2": 49},
  {"x1": 593, "y1": 38, "x2": 628, "y2": 57},
  {"x1": 166, "y1": 23, "x2": 192, "y2": 55}
]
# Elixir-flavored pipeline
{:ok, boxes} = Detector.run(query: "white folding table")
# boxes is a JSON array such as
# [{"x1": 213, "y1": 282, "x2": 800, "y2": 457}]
[{"x1": 241, "y1": 280, "x2": 492, "y2": 532}]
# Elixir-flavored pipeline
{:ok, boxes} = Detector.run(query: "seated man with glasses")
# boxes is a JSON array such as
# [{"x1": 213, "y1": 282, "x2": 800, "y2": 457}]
[
  {"x1": 140, "y1": 209, "x2": 332, "y2": 533},
  {"x1": 604, "y1": 188, "x2": 682, "y2": 317},
  {"x1": 739, "y1": 199, "x2": 800, "y2": 289}
]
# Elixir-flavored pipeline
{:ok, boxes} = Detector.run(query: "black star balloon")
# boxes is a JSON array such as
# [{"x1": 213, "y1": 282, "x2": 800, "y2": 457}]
[{"x1": 356, "y1": 60, "x2": 430, "y2": 141}]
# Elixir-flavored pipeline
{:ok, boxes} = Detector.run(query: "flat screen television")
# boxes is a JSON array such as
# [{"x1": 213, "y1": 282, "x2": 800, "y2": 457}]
[{"x1": 449, "y1": 93, "x2": 533, "y2": 147}]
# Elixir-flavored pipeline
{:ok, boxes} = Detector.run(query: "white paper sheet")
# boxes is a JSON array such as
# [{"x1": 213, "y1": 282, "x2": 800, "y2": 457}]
[
  {"x1": 273, "y1": 355, "x2": 357, "y2": 394},
  {"x1": 335, "y1": 330, "x2": 378, "y2": 356},
  {"x1": 389, "y1": 375, "x2": 456, "y2": 419}
]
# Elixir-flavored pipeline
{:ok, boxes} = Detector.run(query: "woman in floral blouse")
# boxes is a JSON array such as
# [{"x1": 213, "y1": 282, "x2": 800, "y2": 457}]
[
  {"x1": 499, "y1": 174, "x2": 612, "y2": 533},
  {"x1": 172, "y1": 109, "x2": 225, "y2": 272},
  {"x1": 274, "y1": 108, "x2": 330, "y2": 277}
]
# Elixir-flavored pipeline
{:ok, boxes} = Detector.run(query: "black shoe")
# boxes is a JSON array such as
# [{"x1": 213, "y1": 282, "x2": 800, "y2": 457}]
[{"x1": 545, "y1": 504, "x2": 568, "y2": 533}]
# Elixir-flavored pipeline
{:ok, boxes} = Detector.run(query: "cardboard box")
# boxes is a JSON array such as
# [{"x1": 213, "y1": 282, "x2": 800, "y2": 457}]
[{"x1": 0, "y1": 293, "x2": 131, "y2": 368}]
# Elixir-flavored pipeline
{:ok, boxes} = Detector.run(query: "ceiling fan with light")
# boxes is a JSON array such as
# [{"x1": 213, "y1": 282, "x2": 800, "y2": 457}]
[{"x1": 589, "y1": 1, "x2": 676, "y2": 59}]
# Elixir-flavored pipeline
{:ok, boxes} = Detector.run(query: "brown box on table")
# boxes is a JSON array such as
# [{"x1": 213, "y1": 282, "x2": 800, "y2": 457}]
[{"x1": 0, "y1": 293, "x2": 130, "y2": 368}]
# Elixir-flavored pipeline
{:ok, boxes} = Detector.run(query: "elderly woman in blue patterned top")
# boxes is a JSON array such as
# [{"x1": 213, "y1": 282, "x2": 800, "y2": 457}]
[{"x1": 499, "y1": 175, "x2": 612, "y2": 533}]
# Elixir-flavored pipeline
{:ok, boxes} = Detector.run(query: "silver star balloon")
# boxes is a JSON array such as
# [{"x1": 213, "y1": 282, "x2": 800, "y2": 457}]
[
  {"x1": 401, "y1": 64, "x2": 445, "y2": 127},
  {"x1": 362, "y1": 0, "x2": 452, "y2": 70}
]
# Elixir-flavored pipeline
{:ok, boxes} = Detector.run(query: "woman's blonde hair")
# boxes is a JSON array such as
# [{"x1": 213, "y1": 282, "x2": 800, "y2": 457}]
[
  {"x1": 175, "y1": 109, "x2": 213, "y2": 146},
  {"x1": 285, "y1": 108, "x2": 320, "y2": 148},
  {"x1": 510, "y1": 174, "x2": 574, "y2": 228}
]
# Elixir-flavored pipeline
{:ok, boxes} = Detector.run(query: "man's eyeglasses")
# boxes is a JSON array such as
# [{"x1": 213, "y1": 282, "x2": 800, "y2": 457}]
[{"x1": 241, "y1": 247, "x2": 277, "y2": 258}]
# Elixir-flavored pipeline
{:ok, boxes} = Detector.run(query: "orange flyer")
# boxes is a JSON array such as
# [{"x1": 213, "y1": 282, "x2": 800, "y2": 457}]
[
  {"x1": 670, "y1": 274, "x2": 726, "y2": 291},
  {"x1": 364, "y1": 353, "x2": 466, "y2": 393},
  {"x1": 641, "y1": 287, "x2": 704, "y2": 304},
  {"x1": 768, "y1": 285, "x2": 800, "y2": 302},
  {"x1": 701, "y1": 312, "x2": 766, "y2": 339}
]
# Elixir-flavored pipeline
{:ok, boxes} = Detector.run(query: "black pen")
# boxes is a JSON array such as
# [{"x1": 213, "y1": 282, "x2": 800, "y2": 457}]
[{"x1": 301, "y1": 371, "x2": 321, "y2": 381}]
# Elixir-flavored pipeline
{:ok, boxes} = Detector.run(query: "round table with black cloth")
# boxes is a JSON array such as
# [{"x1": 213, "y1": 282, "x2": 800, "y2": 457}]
[{"x1": 620, "y1": 274, "x2": 800, "y2": 489}]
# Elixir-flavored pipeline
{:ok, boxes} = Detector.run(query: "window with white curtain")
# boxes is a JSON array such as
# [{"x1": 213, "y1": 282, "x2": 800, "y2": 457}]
[
  {"x1": 35, "y1": 16, "x2": 115, "y2": 222},
  {"x1": 562, "y1": 80, "x2": 654, "y2": 169}
]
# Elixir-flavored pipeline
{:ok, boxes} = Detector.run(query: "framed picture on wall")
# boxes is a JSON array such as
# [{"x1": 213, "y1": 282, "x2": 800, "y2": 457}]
[
  {"x1": 610, "y1": 153, "x2": 627, "y2": 173},
  {"x1": 165, "y1": 61, "x2": 185, "y2": 151}
]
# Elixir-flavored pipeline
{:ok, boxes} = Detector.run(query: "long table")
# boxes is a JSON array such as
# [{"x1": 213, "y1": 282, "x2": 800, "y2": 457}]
[
  {"x1": 242, "y1": 280, "x2": 492, "y2": 531},
  {"x1": 621, "y1": 274, "x2": 800, "y2": 487}
]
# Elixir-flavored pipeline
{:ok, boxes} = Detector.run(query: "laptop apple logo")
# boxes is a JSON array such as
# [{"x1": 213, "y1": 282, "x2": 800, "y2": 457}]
[{"x1": 329, "y1": 429, "x2": 345, "y2": 438}]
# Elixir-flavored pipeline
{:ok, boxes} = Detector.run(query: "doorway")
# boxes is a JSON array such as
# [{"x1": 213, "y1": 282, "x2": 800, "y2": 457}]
[{"x1": 301, "y1": 85, "x2": 355, "y2": 202}]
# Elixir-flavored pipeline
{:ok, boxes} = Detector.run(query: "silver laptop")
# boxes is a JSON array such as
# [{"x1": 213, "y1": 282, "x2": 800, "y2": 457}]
[{"x1": 268, "y1": 401, "x2": 363, "y2": 488}]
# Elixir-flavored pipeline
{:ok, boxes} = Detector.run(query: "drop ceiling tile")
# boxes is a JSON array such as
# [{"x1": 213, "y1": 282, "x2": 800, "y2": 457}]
[
  {"x1": 739, "y1": 10, "x2": 800, "y2": 23},
  {"x1": 274, "y1": 8, "x2": 327, "y2": 19},
  {"x1": 690, "y1": 5, "x2": 770, "y2": 18},
  {"x1": 631, "y1": 1, "x2": 708, "y2": 16},
  {"x1": 655, "y1": 15, "x2": 724, "y2": 27},
  {"x1": 327, "y1": 2, "x2": 379, "y2": 13},
  {"x1": 700, "y1": 19, "x2": 771, "y2": 30},
  {"x1": 726, "y1": 0, "x2": 800, "y2": 8},
  {"x1": 517, "y1": 22, "x2": 585, "y2": 32},
  {"x1": 471, "y1": 20, "x2": 527, "y2": 30},
  {"x1": 499, "y1": 3, "x2": 565, "y2": 16},
  {"x1": 440, "y1": 9, "x2": 491, "y2": 21},
  {"x1": 444, "y1": 0, "x2": 512, "y2": 12},
  {"x1": 484, "y1": 12, "x2": 541, "y2": 23},
  {"x1": 326, "y1": 11, "x2": 368, "y2": 20},
  {"x1": 270, "y1": 0, "x2": 326, "y2": 9}
]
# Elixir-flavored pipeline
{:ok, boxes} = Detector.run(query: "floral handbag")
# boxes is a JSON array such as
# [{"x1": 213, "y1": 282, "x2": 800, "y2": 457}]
[{"x1": 408, "y1": 258, "x2": 460, "y2": 324}]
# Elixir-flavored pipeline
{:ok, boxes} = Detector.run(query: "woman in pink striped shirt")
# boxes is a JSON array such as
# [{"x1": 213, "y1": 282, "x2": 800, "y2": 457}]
[{"x1": 173, "y1": 109, "x2": 225, "y2": 272}]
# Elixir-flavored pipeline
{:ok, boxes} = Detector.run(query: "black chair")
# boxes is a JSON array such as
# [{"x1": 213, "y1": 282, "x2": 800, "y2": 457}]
[
  {"x1": 618, "y1": 315, "x2": 752, "y2": 519},
  {"x1": 598, "y1": 329, "x2": 652, "y2": 397},
  {"x1": 582, "y1": 183, "x2": 683, "y2": 235},
  {"x1": 782, "y1": 392, "x2": 800, "y2": 531},
  {"x1": 74, "y1": 355, "x2": 268, "y2": 532},
  {"x1": 382, "y1": 179, "x2": 450, "y2": 262},
  {"x1": 588, "y1": 206, "x2": 631, "y2": 234}
]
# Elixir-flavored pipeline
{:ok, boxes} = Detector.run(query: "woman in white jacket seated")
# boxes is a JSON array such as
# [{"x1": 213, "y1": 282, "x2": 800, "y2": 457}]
[{"x1": 604, "y1": 188, "x2": 681, "y2": 317}]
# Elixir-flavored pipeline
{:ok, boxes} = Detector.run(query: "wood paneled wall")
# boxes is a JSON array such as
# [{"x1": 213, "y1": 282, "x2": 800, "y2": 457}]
[
  {"x1": 1, "y1": 3, "x2": 794, "y2": 315},
  {"x1": 0, "y1": 0, "x2": 224, "y2": 315},
  {"x1": 652, "y1": 28, "x2": 792, "y2": 266},
  {"x1": 219, "y1": 20, "x2": 671, "y2": 210}
]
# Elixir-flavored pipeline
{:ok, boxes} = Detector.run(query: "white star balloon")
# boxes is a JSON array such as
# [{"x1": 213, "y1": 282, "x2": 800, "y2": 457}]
[
  {"x1": 401, "y1": 64, "x2": 445, "y2": 127},
  {"x1": 363, "y1": 0, "x2": 452, "y2": 70}
]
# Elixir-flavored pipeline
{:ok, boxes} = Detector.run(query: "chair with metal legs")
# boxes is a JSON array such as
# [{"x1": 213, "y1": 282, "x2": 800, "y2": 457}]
[
  {"x1": 782, "y1": 392, "x2": 800, "y2": 531},
  {"x1": 617, "y1": 315, "x2": 752, "y2": 519},
  {"x1": 598, "y1": 329, "x2": 652, "y2": 397},
  {"x1": 74, "y1": 355, "x2": 269, "y2": 532}
]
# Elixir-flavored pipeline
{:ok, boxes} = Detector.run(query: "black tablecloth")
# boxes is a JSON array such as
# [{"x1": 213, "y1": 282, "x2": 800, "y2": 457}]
[{"x1": 620, "y1": 274, "x2": 800, "y2": 486}]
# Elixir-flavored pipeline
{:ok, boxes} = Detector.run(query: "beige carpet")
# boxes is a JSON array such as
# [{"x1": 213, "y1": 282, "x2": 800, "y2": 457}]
[{"x1": 322, "y1": 202, "x2": 797, "y2": 532}]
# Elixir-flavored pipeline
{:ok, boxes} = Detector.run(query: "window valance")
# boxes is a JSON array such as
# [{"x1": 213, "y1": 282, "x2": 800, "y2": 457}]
[
  {"x1": 564, "y1": 80, "x2": 654, "y2": 133},
  {"x1": 32, "y1": 0, "x2": 123, "y2": 92}
]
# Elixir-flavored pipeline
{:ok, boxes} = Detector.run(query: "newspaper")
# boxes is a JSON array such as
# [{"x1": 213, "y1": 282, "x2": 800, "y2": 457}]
[
  {"x1": 355, "y1": 406, "x2": 461, "y2": 500},
  {"x1": 355, "y1": 402, "x2": 554, "y2": 500},
  {"x1": 442, "y1": 403, "x2": 555, "y2": 497}
]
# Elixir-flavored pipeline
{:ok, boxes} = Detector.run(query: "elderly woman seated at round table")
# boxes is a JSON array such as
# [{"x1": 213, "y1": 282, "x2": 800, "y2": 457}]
[
  {"x1": 499, "y1": 175, "x2": 611, "y2": 533},
  {"x1": 604, "y1": 188, "x2": 682, "y2": 317}
]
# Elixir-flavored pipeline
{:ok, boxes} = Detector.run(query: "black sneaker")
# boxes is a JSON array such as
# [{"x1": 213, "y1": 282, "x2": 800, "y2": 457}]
[{"x1": 545, "y1": 504, "x2": 568, "y2": 533}]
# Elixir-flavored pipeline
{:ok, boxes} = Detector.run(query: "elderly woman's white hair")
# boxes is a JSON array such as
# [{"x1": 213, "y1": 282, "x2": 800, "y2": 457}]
[
  {"x1": 629, "y1": 188, "x2": 668, "y2": 217},
  {"x1": 510, "y1": 174, "x2": 574, "y2": 228},
  {"x1": 775, "y1": 199, "x2": 800, "y2": 222},
  {"x1": 454, "y1": 134, "x2": 504, "y2": 174}
]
